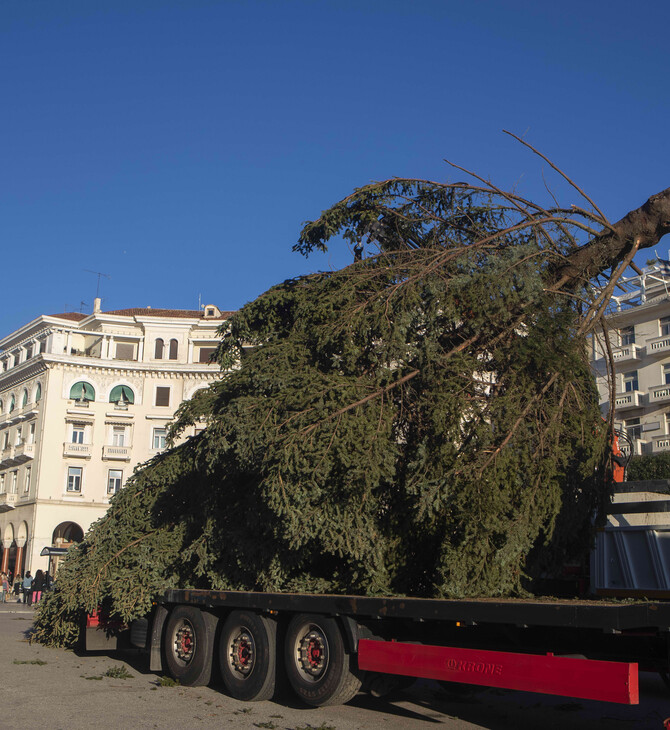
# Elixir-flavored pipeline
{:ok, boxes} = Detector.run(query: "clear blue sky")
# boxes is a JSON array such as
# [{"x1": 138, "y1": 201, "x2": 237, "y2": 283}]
[{"x1": 2, "y1": 0, "x2": 669, "y2": 333}]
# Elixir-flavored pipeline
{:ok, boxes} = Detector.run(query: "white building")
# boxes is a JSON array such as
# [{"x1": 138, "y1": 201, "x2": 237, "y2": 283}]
[
  {"x1": 0, "y1": 299, "x2": 232, "y2": 578},
  {"x1": 591, "y1": 260, "x2": 670, "y2": 457}
]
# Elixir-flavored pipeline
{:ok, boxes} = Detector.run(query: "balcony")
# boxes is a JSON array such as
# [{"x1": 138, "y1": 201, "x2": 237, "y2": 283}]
[
  {"x1": 653, "y1": 437, "x2": 670, "y2": 453},
  {"x1": 13, "y1": 440, "x2": 35, "y2": 463},
  {"x1": 612, "y1": 344, "x2": 641, "y2": 365},
  {"x1": 0, "y1": 492, "x2": 17, "y2": 510},
  {"x1": 62, "y1": 442, "x2": 92, "y2": 458},
  {"x1": 647, "y1": 335, "x2": 670, "y2": 356},
  {"x1": 0, "y1": 447, "x2": 14, "y2": 468},
  {"x1": 102, "y1": 445, "x2": 131, "y2": 461},
  {"x1": 614, "y1": 390, "x2": 642, "y2": 410},
  {"x1": 649, "y1": 385, "x2": 670, "y2": 405}
]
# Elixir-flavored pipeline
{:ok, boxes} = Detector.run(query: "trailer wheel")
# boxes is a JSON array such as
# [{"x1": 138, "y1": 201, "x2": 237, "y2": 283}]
[
  {"x1": 284, "y1": 613, "x2": 362, "y2": 707},
  {"x1": 219, "y1": 610, "x2": 277, "y2": 701},
  {"x1": 164, "y1": 606, "x2": 217, "y2": 686}
]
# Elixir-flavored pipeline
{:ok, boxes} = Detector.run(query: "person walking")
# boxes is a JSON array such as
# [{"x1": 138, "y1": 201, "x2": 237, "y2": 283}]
[
  {"x1": 1, "y1": 572, "x2": 9, "y2": 603},
  {"x1": 31, "y1": 570, "x2": 45, "y2": 606},
  {"x1": 13, "y1": 573, "x2": 22, "y2": 603},
  {"x1": 22, "y1": 571, "x2": 33, "y2": 605}
]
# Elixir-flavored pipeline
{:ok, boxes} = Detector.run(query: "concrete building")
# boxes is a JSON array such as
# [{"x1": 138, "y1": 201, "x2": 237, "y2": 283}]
[
  {"x1": 0, "y1": 299, "x2": 232, "y2": 578},
  {"x1": 591, "y1": 260, "x2": 670, "y2": 457}
]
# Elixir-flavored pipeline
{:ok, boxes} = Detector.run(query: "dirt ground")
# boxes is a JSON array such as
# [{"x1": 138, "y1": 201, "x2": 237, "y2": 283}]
[{"x1": 1, "y1": 603, "x2": 669, "y2": 730}]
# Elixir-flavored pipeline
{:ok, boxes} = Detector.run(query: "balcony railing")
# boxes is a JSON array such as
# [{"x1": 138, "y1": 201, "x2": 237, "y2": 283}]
[
  {"x1": 649, "y1": 385, "x2": 670, "y2": 405},
  {"x1": 62, "y1": 442, "x2": 92, "y2": 458},
  {"x1": 102, "y1": 445, "x2": 131, "y2": 461},
  {"x1": 653, "y1": 437, "x2": 670, "y2": 453},
  {"x1": 612, "y1": 344, "x2": 641, "y2": 364},
  {"x1": 648, "y1": 335, "x2": 670, "y2": 356},
  {"x1": 0, "y1": 492, "x2": 17, "y2": 508},
  {"x1": 614, "y1": 390, "x2": 642, "y2": 410},
  {"x1": 13, "y1": 440, "x2": 35, "y2": 463}
]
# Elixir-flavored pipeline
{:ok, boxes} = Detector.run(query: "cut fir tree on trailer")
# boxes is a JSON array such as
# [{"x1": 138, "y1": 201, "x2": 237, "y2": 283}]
[{"x1": 32, "y1": 136, "x2": 670, "y2": 706}]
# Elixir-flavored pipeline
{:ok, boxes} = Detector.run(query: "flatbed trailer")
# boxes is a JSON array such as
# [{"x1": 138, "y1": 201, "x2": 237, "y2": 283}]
[{"x1": 103, "y1": 588, "x2": 670, "y2": 707}]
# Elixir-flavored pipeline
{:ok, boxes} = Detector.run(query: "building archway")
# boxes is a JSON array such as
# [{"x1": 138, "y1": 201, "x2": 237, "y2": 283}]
[
  {"x1": 49, "y1": 522, "x2": 84, "y2": 575},
  {"x1": 52, "y1": 521, "x2": 84, "y2": 546}
]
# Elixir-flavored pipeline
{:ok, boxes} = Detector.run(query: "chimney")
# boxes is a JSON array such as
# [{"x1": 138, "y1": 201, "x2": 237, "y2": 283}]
[{"x1": 93, "y1": 298, "x2": 102, "y2": 314}]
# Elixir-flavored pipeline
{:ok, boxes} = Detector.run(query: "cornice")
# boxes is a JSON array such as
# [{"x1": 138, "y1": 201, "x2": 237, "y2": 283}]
[
  {"x1": 0, "y1": 359, "x2": 48, "y2": 391},
  {"x1": 43, "y1": 354, "x2": 223, "y2": 378}
]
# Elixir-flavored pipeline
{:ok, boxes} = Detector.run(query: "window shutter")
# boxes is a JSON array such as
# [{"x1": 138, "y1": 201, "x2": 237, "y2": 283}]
[{"x1": 155, "y1": 387, "x2": 170, "y2": 407}]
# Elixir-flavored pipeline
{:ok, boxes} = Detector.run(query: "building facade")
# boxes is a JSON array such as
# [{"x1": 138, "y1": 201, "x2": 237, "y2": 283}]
[
  {"x1": 592, "y1": 261, "x2": 670, "y2": 457},
  {"x1": 0, "y1": 299, "x2": 231, "y2": 578}
]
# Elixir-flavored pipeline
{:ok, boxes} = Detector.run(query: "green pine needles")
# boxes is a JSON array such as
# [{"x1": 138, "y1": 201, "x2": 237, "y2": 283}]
[{"x1": 34, "y1": 149, "x2": 670, "y2": 647}]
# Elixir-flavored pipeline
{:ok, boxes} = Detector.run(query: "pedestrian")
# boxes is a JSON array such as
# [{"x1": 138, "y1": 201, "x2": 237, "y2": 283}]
[
  {"x1": 13, "y1": 573, "x2": 22, "y2": 603},
  {"x1": 1, "y1": 572, "x2": 8, "y2": 603},
  {"x1": 31, "y1": 569, "x2": 45, "y2": 605},
  {"x1": 22, "y1": 571, "x2": 33, "y2": 605}
]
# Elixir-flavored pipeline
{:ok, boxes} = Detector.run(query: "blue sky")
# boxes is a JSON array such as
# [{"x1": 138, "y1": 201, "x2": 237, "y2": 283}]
[{"x1": 1, "y1": 0, "x2": 669, "y2": 334}]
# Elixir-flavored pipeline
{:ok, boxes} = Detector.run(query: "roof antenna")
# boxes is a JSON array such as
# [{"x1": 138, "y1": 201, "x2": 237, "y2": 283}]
[{"x1": 84, "y1": 269, "x2": 111, "y2": 298}]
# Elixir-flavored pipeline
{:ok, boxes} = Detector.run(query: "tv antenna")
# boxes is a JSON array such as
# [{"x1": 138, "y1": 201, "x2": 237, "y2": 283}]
[{"x1": 84, "y1": 269, "x2": 110, "y2": 298}]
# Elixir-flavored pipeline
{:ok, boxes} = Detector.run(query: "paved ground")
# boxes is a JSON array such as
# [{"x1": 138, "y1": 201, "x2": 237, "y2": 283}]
[{"x1": 1, "y1": 601, "x2": 669, "y2": 729}]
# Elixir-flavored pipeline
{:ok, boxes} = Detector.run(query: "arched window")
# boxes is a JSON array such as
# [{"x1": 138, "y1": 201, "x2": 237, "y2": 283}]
[
  {"x1": 9, "y1": 395, "x2": 15, "y2": 412},
  {"x1": 69, "y1": 382, "x2": 95, "y2": 402},
  {"x1": 21, "y1": 389, "x2": 28, "y2": 407},
  {"x1": 34, "y1": 383, "x2": 42, "y2": 402},
  {"x1": 169, "y1": 339, "x2": 178, "y2": 360},
  {"x1": 109, "y1": 385, "x2": 135, "y2": 405},
  {"x1": 154, "y1": 338, "x2": 164, "y2": 359}
]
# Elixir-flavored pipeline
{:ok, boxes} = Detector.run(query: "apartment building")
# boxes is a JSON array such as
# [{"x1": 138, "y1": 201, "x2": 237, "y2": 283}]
[
  {"x1": 0, "y1": 299, "x2": 232, "y2": 578},
  {"x1": 591, "y1": 261, "x2": 670, "y2": 456}
]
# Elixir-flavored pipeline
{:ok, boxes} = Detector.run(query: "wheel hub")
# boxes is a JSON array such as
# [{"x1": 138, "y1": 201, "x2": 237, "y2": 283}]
[
  {"x1": 229, "y1": 630, "x2": 255, "y2": 676},
  {"x1": 298, "y1": 629, "x2": 328, "y2": 677},
  {"x1": 174, "y1": 624, "x2": 195, "y2": 662}
]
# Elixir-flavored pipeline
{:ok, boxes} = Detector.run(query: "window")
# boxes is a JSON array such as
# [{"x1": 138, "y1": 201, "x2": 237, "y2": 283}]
[
  {"x1": 70, "y1": 381, "x2": 95, "y2": 402},
  {"x1": 662, "y1": 317, "x2": 670, "y2": 337},
  {"x1": 625, "y1": 417, "x2": 642, "y2": 441},
  {"x1": 21, "y1": 389, "x2": 28, "y2": 407},
  {"x1": 24, "y1": 467, "x2": 30, "y2": 493},
  {"x1": 34, "y1": 383, "x2": 41, "y2": 402},
  {"x1": 71, "y1": 425, "x2": 85, "y2": 444},
  {"x1": 15, "y1": 427, "x2": 22, "y2": 446},
  {"x1": 623, "y1": 371, "x2": 638, "y2": 392},
  {"x1": 28, "y1": 423, "x2": 36, "y2": 444},
  {"x1": 112, "y1": 426, "x2": 126, "y2": 447},
  {"x1": 109, "y1": 385, "x2": 135, "y2": 405},
  {"x1": 152, "y1": 427, "x2": 167, "y2": 450},
  {"x1": 9, "y1": 395, "x2": 15, "y2": 412},
  {"x1": 620, "y1": 326, "x2": 635, "y2": 346},
  {"x1": 25, "y1": 345, "x2": 33, "y2": 360},
  {"x1": 155, "y1": 387, "x2": 170, "y2": 407},
  {"x1": 665, "y1": 364, "x2": 670, "y2": 386},
  {"x1": 154, "y1": 338, "x2": 164, "y2": 359},
  {"x1": 107, "y1": 469, "x2": 122, "y2": 495},
  {"x1": 115, "y1": 343, "x2": 135, "y2": 360},
  {"x1": 2, "y1": 432, "x2": 8, "y2": 450},
  {"x1": 169, "y1": 339, "x2": 178, "y2": 360},
  {"x1": 67, "y1": 466, "x2": 82, "y2": 493},
  {"x1": 10, "y1": 471, "x2": 17, "y2": 494},
  {"x1": 206, "y1": 308, "x2": 215, "y2": 317},
  {"x1": 199, "y1": 347, "x2": 216, "y2": 363},
  {"x1": 0, "y1": 474, "x2": 4, "y2": 494}
]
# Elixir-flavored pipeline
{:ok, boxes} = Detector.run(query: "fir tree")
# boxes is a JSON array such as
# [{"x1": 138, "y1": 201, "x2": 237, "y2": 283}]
[{"x1": 34, "y1": 142, "x2": 670, "y2": 647}]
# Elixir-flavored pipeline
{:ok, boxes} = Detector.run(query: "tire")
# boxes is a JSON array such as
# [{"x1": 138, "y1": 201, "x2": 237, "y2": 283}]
[
  {"x1": 164, "y1": 606, "x2": 217, "y2": 686},
  {"x1": 219, "y1": 610, "x2": 277, "y2": 701},
  {"x1": 284, "y1": 613, "x2": 362, "y2": 707}
]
